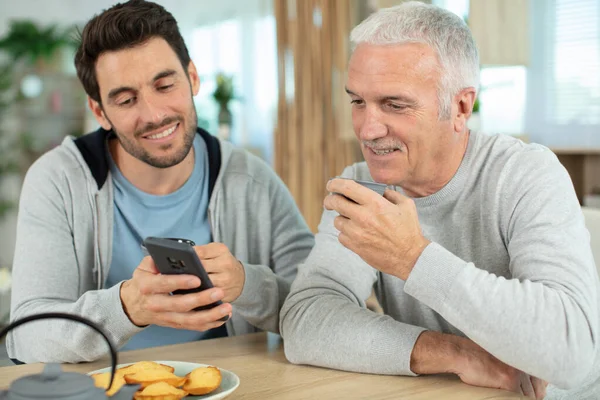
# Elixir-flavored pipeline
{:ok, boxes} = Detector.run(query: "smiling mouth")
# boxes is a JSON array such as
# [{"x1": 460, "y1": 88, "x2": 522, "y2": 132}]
[
  {"x1": 369, "y1": 148, "x2": 401, "y2": 156},
  {"x1": 144, "y1": 123, "x2": 179, "y2": 140}
]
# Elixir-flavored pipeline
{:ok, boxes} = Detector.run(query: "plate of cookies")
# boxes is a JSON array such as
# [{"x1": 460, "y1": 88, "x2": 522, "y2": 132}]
[{"x1": 88, "y1": 360, "x2": 240, "y2": 399}]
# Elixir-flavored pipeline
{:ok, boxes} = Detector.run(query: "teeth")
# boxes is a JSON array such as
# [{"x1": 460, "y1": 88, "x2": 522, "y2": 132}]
[
  {"x1": 372, "y1": 149, "x2": 396, "y2": 155},
  {"x1": 147, "y1": 125, "x2": 176, "y2": 139}
]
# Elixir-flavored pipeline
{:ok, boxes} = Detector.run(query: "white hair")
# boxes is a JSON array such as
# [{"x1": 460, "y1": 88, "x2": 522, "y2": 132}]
[{"x1": 350, "y1": 1, "x2": 480, "y2": 119}]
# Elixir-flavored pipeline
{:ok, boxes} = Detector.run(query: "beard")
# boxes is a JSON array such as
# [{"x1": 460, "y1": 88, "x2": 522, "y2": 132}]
[{"x1": 108, "y1": 105, "x2": 198, "y2": 169}]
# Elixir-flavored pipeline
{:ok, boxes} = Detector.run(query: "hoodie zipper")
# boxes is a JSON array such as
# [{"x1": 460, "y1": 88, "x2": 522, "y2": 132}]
[{"x1": 93, "y1": 193, "x2": 102, "y2": 289}]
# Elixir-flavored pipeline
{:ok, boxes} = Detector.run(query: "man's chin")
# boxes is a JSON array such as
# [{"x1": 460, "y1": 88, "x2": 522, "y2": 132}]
[
  {"x1": 366, "y1": 167, "x2": 403, "y2": 186},
  {"x1": 139, "y1": 148, "x2": 190, "y2": 169}
]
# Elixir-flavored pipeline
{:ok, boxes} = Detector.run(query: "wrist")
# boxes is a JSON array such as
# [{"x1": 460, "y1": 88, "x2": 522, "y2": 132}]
[
  {"x1": 410, "y1": 331, "x2": 461, "y2": 375},
  {"x1": 398, "y1": 237, "x2": 431, "y2": 280},
  {"x1": 120, "y1": 280, "x2": 147, "y2": 327}
]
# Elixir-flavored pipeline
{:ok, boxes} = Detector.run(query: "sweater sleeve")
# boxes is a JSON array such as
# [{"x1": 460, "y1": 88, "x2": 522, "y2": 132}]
[
  {"x1": 231, "y1": 159, "x2": 314, "y2": 333},
  {"x1": 403, "y1": 147, "x2": 598, "y2": 389},
  {"x1": 280, "y1": 166, "x2": 427, "y2": 375},
  {"x1": 7, "y1": 153, "x2": 144, "y2": 363}
]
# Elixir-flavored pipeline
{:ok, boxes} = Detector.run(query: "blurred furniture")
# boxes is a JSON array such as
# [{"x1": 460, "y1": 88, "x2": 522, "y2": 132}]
[
  {"x1": 273, "y1": 0, "x2": 364, "y2": 232},
  {"x1": 582, "y1": 206, "x2": 600, "y2": 274},
  {"x1": 0, "y1": 332, "x2": 523, "y2": 399},
  {"x1": 552, "y1": 148, "x2": 600, "y2": 206}
]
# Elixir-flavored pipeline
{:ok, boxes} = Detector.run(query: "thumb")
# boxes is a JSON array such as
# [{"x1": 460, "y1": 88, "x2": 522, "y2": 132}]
[
  {"x1": 383, "y1": 188, "x2": 407, "y2": 205},
  {"x1": 138, "y1": 256, "x2": 160, "y2": 274}
]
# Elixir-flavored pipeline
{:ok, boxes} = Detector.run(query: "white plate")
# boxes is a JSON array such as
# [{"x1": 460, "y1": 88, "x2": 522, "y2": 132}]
[{"x1": 88, "y1": 360, "x2": 240, "y2": 399}]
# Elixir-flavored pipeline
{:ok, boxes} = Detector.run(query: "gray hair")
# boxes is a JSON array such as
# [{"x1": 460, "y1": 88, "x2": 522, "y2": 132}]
[{"x1": 350, "y1": 1, "x2": 480, "y2": 119}]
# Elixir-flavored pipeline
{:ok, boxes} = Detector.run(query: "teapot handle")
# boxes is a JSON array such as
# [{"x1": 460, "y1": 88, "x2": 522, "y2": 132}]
[{"x1": 0, "y1": 312, "x2": 119, "y2": 393}]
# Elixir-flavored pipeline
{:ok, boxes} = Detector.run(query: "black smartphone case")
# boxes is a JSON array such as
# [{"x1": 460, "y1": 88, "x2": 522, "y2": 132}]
[{"x1": 142, "y1": 236, "x2": 227, "y2": 320}]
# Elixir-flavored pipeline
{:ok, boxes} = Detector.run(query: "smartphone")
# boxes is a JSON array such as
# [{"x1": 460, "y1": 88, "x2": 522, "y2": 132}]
[
  {"x1": 332, "y1": 178, "x2": 389, "y2": 199},
  {"x1": 142, "y1": 236, "x2": 228, "y2": 321},
  {"x1": 353, "y1": 179, "x2": 388, "y2": 196}
]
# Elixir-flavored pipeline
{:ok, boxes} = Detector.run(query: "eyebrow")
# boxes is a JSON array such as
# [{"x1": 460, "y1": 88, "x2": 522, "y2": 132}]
[
  {"x1": 107, "y1": 69, "x2": 178, "y2": 101},
  {"x1": 153, "y1": 69, "x2": 177, "y2": 82},
  {"x1": 345, "y1": 87, "x2": 419, "y2": 107}
]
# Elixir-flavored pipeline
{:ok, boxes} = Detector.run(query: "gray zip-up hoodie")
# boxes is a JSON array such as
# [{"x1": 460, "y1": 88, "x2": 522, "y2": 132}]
[{"x1": 7, "y1": 128, "x2": 314, "y2": 363}]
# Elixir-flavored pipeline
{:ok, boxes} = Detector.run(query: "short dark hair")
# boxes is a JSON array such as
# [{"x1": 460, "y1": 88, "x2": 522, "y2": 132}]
[{"x1": 74, "y1": 0, "x2": 191, "y2": 103}]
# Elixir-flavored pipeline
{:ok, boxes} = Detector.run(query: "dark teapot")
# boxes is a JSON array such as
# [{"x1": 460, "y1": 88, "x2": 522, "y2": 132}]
[{"x1": 0, "y1": 313, "x2": 140, "y2": 400}]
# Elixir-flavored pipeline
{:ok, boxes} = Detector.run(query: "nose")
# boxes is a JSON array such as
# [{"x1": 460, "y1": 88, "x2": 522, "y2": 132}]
[
  {"x1": 359, "y1": 108, "x2": 387, "y2": 141},
  {"x1": 137, "y1": 92, "x2": 167, "y2": 126}
]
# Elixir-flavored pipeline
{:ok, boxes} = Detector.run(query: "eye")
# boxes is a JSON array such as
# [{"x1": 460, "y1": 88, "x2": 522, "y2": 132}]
[
  {"x1": 158, "y1": 84, "x2": 174, "y2": 91},
  {"x1": 388, "y1": 103, "x2": 407, "y2": 111},
  {"x1": 118, "y1": 97, "x2": 135, "y2": 106},
  {"x1": 350, "y1": 99, "x2": 365, "y2": 106}
]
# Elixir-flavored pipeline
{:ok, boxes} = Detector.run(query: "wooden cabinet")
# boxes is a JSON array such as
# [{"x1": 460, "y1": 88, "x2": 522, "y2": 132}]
[{"x1": 552, "y1": 149, "x2": 600, "y2": 206}]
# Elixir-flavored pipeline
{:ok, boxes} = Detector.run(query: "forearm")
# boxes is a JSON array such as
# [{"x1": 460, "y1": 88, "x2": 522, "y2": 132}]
[
  {"x1": 409, "y1": 330, "x2": 462, "y2": 375},
  {"x1": 281, "y1": 289, "x2": 425, "y2": 375},
  {"x1": 404, "y1": 243, "x2": 597, "y2": 388},
  {"x1": 7, "y1": 283, "x2": 143, "y2": 363}
]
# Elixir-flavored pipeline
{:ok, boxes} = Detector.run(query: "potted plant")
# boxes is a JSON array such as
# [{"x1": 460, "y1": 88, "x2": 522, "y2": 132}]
[
  {"x1": 212, "y1": 72, "x2": 235, "y2": 140},
  {"x1": 0, "y1": 20, "x2": 76, "y2": 71}
]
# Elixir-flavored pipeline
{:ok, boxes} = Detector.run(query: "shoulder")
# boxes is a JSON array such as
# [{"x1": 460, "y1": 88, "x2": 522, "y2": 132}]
[
  {"x1": 23, "y1": 137, "x2": 86, "y2": 190},
  {"x1": 220, "y1": 143, "x2": 283, "y2": 190},
  {"x1": 475, "y1": 132, "x2": 560, "y2": 172}
]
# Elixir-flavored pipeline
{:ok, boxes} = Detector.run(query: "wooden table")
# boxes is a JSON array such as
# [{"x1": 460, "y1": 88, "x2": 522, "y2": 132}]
[{"x1": 0, "y1": 332, "x2": 522, "y2": 399}]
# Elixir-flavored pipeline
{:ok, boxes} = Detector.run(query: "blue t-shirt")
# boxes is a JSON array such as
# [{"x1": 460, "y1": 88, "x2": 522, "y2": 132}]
[{"x1": 105, "y1": 135, "x2": 226, "y2": 351}]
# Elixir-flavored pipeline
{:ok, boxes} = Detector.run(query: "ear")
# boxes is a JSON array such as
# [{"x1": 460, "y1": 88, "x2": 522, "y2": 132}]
[
  {"x1": 453, "y1": 87, "x2": 476, "y2": 133},
  {"x1": 187, "y1": 61, "x2": 201, "y2": 96},
  {"x1": 88, "y1": 97, "x2": 112, "y2": 130}
]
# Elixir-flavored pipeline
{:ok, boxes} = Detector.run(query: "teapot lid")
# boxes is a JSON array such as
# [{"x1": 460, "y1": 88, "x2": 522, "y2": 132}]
[{"x1": 10, "y1": 363, "x2": 98, "y2": 399}]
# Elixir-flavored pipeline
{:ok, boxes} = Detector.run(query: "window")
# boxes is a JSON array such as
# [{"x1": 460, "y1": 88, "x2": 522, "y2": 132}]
[
  {"x1": 189, "y1": 15, "x2": 278, "y2": 162},
  {"x1": 549, "y1": 0, "x2": 600, "y2": 125},
  {"x1": 480, "y1": 66, "x2": 527, "y2": 135},
  {"x1": 432, "y1": 0, "x2": 469, "y2": 19},
  {"x1": 527, "y1": 0, "x2": 600, "y2": 147}
]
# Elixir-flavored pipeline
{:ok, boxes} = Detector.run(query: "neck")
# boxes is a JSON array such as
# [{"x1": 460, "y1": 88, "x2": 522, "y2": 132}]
[
  {"x1": 402, "y1": 130, "x2": 470, "y2": 198},
  {"x1": 109, "y1": 139, "x2": 195, "y2": 195}
]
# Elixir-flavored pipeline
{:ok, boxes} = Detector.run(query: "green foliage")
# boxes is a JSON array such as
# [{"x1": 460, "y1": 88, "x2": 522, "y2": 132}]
[
  {"x1": 0, "y1": 20, "x2": 76, "y2": 65},
  {"x1": 0, "y1": 63, "x2": 17, "y2": 220},
  {"x1": 212, "y1": 73, "x2": 235, "y2": 107},
  {"x1": 473, "y1": 96, "x2": 480, "y2": 113},
  {"x1": 0, "y1": 20, "x2": 77, "y2": 220}
]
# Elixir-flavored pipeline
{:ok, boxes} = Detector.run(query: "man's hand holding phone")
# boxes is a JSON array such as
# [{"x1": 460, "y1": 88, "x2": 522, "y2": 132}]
[
  {"x1": 120, "y1": 256, "x2": 233, "y2": 331},
  {"x1": 194, "y1": 243, "x2": 245, "y2": 303}
]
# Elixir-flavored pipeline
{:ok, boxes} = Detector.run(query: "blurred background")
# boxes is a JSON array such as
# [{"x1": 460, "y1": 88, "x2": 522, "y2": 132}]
[{"x1": 0, "y1": 0, "x2": 599, "y2": 324}]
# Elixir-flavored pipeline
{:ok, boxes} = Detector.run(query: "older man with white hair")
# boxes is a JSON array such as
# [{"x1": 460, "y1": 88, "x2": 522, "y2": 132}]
[{"x1": 280, "y1": 2, "x2": 600, "y2": 399}]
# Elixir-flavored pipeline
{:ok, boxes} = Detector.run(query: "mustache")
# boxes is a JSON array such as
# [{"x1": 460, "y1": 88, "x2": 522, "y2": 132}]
[
  {"x1": 362, "y1": 140, "x2": 404, "y2": 151},
  {"x1": 134, "y1": 116, "x2": 183, "y2": 138}
]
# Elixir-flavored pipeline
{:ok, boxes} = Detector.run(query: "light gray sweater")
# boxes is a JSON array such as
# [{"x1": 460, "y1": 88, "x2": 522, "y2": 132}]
[
  {"x1": 280, "y1": 131, "x2": 600, "y2": 399},
  {"x1": 7, "y1": 133, "x2": 314, "y2": 363}
]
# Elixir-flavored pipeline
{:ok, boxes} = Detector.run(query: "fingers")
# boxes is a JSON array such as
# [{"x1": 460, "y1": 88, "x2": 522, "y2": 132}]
[
  {"x1": 324, "y1": 193, "x2": 362, "y2": 219},
  {"x1": 326, "y1": 178, "x2": 383, "y2": 206},
  {"x1": 531, "y1": 377, "x2": 548, "y2": 400},
  {"x1": 145, "y1": 288, "x2": 225, "y2": 313},
  {"x1": 195, "y1": 243, "x2": 228, "y2": 259},
  {"x1": 201, "y1": 258, "x2": 222, "y2": 274},
  {"x1": 138, "y1": 256, "x2": 160, "y2": 274},
  {"x1": 201, "y1": 253, "x2": 244, "y2": 275},
  {"x1": 333, "y1": 215, "x2": 350, "y2": 233},
  {"x1": 520, "y1": 374, "x2": 536, "y2": 399},
  {"x1": 383, "y1": 188, "x2": 408, "y2": 205},
  {"x1": 134, "y1": 268, "x2": 201, "y2": 295},
  {"x1": 163, "y1": 302, "x2": 233, "y2": 331}
]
